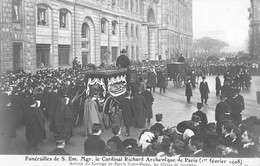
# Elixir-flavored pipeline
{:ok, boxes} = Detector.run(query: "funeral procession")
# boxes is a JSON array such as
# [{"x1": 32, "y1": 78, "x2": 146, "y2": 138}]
[{"x1": 1, "y1": 0, "x2": 260, "y2": 160}]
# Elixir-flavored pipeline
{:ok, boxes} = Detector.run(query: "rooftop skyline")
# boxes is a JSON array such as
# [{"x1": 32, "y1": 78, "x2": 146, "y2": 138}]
[{"x1": 193, "y1": 0, "x2": 250, "y2": 53}]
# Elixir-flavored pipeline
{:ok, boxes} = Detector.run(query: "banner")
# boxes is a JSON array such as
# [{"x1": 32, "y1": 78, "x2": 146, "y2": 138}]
[{"x1": 1, "y1": 155, "x2": 260, "y2": 166}]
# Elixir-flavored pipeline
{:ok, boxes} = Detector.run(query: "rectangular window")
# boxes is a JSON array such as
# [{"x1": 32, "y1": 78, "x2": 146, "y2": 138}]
[
  {"x1": 13, "y1": 43, "x2": 22, "y2": 71},
  {"x1": 36, "y1": 44, "x2": 50, "y2": 68},
  {"x1": 112, "y1": 47, "x2": 118, "y2": 62},
  {"x1": 60, "y1": 10, "x2": 67, "y2": 28},
  {"x1": 58, "y1": 45, "x2": 70, "y2": 66},
  {"x1": 125, "y1": 0, "x2": 129, "y2": 10},
  {"x1": 100, "y1": 46, "x2": 107, "y2": 62},
  {"x1": 37, "y1": 6, "x2": 47, "y2": 26},
  {"x1": 12, "y1": 0, "x2": 21, "y2": 22}
]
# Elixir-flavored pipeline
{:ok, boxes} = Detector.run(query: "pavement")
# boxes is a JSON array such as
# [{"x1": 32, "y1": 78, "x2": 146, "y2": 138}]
[{"x1": 1, "y1": 75, "x2": 260, "y2": 155}]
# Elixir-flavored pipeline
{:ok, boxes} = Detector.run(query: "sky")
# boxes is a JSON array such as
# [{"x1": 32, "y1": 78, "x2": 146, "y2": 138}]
[{"x1": 193, "y1": 0, "x2": 250, "y2": 52}]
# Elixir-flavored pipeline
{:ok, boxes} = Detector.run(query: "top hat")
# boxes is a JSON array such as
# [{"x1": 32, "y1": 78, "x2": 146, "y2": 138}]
[
  {"x1": 120, "y1": 49, "x2": 127, "y2": 53},
  {"x1": 197, "y1": 102, "x2": 203, "y2": 109}
]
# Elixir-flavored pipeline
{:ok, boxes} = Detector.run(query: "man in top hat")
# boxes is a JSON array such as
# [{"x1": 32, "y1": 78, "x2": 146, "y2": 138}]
[
  {"x1": 72, "y1": 57, "x2": 78, "y2": 70},
  {"x1": 150, "y1": 114, "x2": 165, "y2": 136},
  {"x1": 106, "y1": 125, "x2": 124, "y2": 155},
  {"x1": 192, "y1": 103, "x2": 208, "y2": 126},
  {"x1": 49, "y1": 135, "x2": 70, "y2": 155},
  {"x1": 116, "y1": 49, "x2": 131, "y2": 69},
  {"x1": 215, "y1": 73, "x2": 221, "y2": 96},
  {"x1": 199, "y1": 76, "x2": 210, "y2": 105},
  {"x1": 84, "y1": 123, "x2": 106, "y2": 155}
]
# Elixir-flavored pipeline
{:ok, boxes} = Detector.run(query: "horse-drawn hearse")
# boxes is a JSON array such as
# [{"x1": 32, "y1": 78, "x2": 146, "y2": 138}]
[{"x1": 72, "y1": 68, "x2": 139, "y2": 128}]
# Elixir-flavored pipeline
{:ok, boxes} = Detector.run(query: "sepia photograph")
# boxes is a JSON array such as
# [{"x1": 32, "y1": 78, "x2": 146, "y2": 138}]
[{"x1": 0, "y1": 0, "x2": 260, "y2": 165}]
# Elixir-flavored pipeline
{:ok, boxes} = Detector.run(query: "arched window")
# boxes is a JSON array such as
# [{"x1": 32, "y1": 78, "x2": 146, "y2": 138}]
[
  {"x1": 12, "y1": 0, "x2": 21, "y2": 22},
  {"x1": 59, "y1": 9, "x2": 69, "y2": 28},
  {"x1": 82, "y1": 22, "x2": 90, "y2": 39},
  {"x1": 112, "y1": 21, "x2": 118, "y2": 35},
  {"x1": 101, "y1": 18, "x2": 108, "y2": 34},
  {"x1": 37, "y1": 4, "x2": 49, "y2": 26}
]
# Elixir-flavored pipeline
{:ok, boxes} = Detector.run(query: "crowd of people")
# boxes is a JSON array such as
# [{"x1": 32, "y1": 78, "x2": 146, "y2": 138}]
[
  {"x1": 83, "y1": 101, "x2": 260, "y2": 157},
  {"x1": 0, "y1": 49, "x2": 259, "y2": 157}
]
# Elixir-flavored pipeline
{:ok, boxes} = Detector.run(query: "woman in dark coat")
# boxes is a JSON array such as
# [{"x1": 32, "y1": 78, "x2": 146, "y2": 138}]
[
  {"x1": 55, "y1": 96, "x2": 73, "y2": 142},
  {"x1": 141, "y1": 87, "x2": 154, "y2": 123},
  {"x1": 0, "y1": 93, "x2": 18, "y2": 153},
  {"x1": 24, "y1": 99, "x2": 46, "y2": 153},
  {"x1": 185, "y1": 79, "x2": 193, "y2": 103},
  {"x1": 121, "y1": 91, "x2": 135, "y2": 136},
  {"x1": 133, "y1": 88, "x2": 147, "y2": 128}
]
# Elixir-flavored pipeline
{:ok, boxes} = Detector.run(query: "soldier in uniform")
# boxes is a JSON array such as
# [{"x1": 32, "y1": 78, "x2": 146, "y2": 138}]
[
  {"x1": 215, "y1": 95, "x2": 231, "y2": 135},
  {"x1": 84, "y1": 123, "x2": 106, "y2": 155},
  {"x1": 49, "y1": 136, "x2": 70, "y2": 155},
  {"x1": 106, "y1": 125, "x2": 124, "y2": 155},
  {"x1": 192, "y1": 103, "x2": 208, "y2": 126}
]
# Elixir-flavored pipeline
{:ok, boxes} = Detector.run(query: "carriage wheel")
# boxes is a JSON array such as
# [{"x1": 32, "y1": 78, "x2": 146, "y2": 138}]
[
  {"x1": 172, "y1": 75, "x2": 177, "y2": 86},
  {"x1": 176, "y1": 74, "x2": 183, "y2": 88},
  {"x1": 102, "y1": 96, "x2": 118, "y2": 129}
]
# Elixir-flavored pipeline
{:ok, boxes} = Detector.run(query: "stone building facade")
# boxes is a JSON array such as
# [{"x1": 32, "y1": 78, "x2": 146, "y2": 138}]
[
  {"x1": 249, "y1": 0, "x2": 260, "y2": 58},
  {"x1": 157, "y1": 0, "x2": 192, "y2": 60},
  {"x1": 0, "y1": 0, "x2": 193, "y2": 73}
]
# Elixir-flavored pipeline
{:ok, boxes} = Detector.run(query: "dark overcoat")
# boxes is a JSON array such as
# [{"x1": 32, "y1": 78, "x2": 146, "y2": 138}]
[
  {"x1": 150, "y1": 123, "x2": 165, "y2": 136},
  {"x1": 141, "y1": 90, "x2": 154, "y2": 119},
  {"x1": 116, "y1": 55, "x2": 131, "y2": 68},
  {"x1": 146, "y1": 72, "x2": 157, "y2": 88},
  {"x1": 156, "y1": 73, "x2": 167, "y2": 88},
  {"x1": 107, "y1": 136, "x2": 124, "y2": 152},
  {"x1": 24, "y1": 107, "x2": 46, "y2": 145},
  {"x1": 215, "y1": 101, "x2": 229, "y2": 122},
  {"x1": 215, "y1": 76, "x2": 221, "y2": 90},
  {"x1": 11, "y1": 94, "x2": 27, "y2": 126},
  {"x1": 121, "y1": 97, "x2": 135, "y2": 127},
  {"x1": 199, "y1": 81, "x2": 209, "y2": 99},
  {"x1": 133, "y1": 94, "x2": 147, "y2": 128},
  {"x1": 84, "y1": 135, "x2": 106, "y2": 155},
  {"x1": 55, "y1": 97, "x2": 73, "y2": 141},
  {"x1": 226, "y1": 97, "x2": 242, "y2": 126},
  {"x1": 185, "y1": 82, "x2": 193, "y2": 97},
  {"x1": 192, "y1": 110, "x2": 208, "y2": 126}
]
